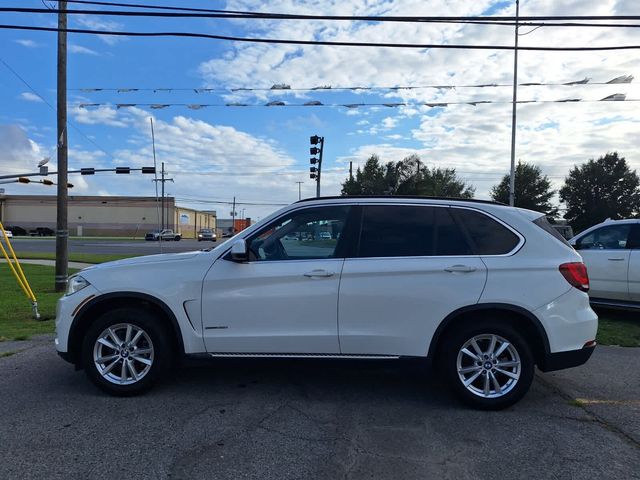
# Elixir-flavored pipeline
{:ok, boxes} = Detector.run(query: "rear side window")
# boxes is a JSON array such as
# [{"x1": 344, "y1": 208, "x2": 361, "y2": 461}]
[
  {"x1": 359, "y1": 206, "x2": 434, "y2": 257},
  {"x1": 533, "y1": 216, "x2": 571, "y2": 246},
  {"x1": 451, "y1": 208, "x2": 520, "y2": 255},
  {"x1": 357, "y1": 205, "x2": 473, "y2": 257},
  {"x1": 434, "y1": 208, "x2": 473, "y2": 255}
]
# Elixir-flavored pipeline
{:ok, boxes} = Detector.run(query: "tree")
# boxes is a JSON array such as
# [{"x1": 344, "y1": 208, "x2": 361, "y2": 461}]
[
  {"x1": 341, "y1": 153, "x2": 474, "y2": 198},
  {"x1": 490, "y1": 161, "x2": 557, "y2": 214},
  {"x1": 341, "y1": 154, "x2": 386, "y2": 195},
  {"x1": 421, "y1": 166, "x2": 475, "y2": 198},
  {"x1": 559, "y1": 152, "x2": 640, "y2": 233}
]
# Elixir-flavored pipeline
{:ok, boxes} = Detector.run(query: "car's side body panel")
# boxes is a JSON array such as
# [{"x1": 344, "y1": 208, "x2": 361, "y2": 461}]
[
  {"x1": 338, "y1": 255, "x2": 487, "y2": 356},
  {"x1": 201, "y1": 257, "x2": 343, "y2": 353}
]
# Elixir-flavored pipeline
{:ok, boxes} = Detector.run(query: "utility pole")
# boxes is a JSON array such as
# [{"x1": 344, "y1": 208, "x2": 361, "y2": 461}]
[
  {"x1": 152, "y1": 162, "x2": 173, "y2": 231},
  {"x1": 231, "y1": 196, "x2": 236, "y2": 233},
  {"x1": 508, "y1": 0, "x2": 520, "y2": 207},
  {"x1": 309, "y1": 135, "x2": 325, "y2": 198},
  {"x1": 54, "y1": 0, "x2": 68, "y2": 292},
  {"x1": 295, "y1": 181, "x2": 303, "y2": 200},
  {"x1": 349, "y1": 161, "x2": 353, "y2": 181},
  {"x1": 161, "y1": 162, "x2": 165, "y2": 230}
]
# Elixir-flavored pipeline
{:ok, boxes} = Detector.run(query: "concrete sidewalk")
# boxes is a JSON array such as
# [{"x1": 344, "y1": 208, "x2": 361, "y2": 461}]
[{"x1": 0, "y1": 258, "x2": 93, "y2": 269}]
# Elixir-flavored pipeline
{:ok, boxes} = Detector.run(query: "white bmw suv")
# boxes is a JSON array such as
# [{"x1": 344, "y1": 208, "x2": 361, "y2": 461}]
[{"x1": 56, "y1": 196, "x2": 597, "y2": 409}]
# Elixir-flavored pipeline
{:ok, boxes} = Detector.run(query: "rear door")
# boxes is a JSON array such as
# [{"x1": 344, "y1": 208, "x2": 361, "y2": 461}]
[
  {"x1": 338, "y1": 204, "x2": 487, "y2": 357},
  {"x1": 575, "y1": 224, "x2": 632, "y2": 301}
]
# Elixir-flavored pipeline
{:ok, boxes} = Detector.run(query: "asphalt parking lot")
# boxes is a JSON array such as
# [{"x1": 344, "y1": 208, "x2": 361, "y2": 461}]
[{"x1": 0, "y1": 340, "x2": 638, "y2": 479}]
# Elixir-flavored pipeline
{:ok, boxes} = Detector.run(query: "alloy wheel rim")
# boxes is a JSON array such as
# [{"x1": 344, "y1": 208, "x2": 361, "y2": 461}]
[
  {"x1": 456, "y1": 333, "x2": 521, "y2": 399},
  {"x1": 93, "y1": 323, "x2": 154, "y2": 385}
]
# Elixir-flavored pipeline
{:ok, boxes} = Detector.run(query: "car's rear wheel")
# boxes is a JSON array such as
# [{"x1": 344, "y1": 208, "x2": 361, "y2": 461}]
[
  {"x1": 82, "y1": 308, "x2": 172, "y2": 396},
  {"x1": 441, "y1": 320, "x2": 534, "y2": 410}
]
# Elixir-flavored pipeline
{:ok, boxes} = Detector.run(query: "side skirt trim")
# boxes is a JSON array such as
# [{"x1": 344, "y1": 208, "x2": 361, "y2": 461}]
[{"x1": 204, "y1": 353, "x2": 401, "y2": 359}]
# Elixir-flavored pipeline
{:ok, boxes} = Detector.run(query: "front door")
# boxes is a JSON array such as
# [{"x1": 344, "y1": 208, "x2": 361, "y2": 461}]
[{"x1": 201, "y1": 205, "x2": 352, "y2": 353}]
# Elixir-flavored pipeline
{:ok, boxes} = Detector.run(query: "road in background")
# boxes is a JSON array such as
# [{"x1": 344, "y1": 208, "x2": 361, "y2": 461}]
[{"x1": 10, "y1": 237, "x2": 220, "y2": 255}]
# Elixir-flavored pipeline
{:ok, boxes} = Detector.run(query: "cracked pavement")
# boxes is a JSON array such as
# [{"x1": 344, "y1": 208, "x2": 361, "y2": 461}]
[{"x1": 0, "y1": 341, "x2": 638, "y2": 479}]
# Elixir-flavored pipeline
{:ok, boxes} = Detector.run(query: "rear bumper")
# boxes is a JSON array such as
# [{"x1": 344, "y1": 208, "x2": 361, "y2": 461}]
[{"x1": 538, "y1": 344, "x2": 596, "y2": 372}]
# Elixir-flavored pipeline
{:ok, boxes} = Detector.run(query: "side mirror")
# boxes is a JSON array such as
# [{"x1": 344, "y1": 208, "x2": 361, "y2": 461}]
[{"x1": 230, "y1": 239, "x2": 249, "y2": 262}]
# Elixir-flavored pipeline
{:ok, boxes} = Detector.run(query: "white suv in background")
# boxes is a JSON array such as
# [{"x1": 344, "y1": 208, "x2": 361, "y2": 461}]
[
  {"x1": 570, "y1": 218, "x2": 640, "y2": 308},
  {"x1": 56, "y1": 196, "x2": 597, "y2": 410}
]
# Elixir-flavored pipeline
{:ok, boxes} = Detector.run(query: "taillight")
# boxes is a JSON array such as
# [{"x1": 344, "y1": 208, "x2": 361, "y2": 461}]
[{"x1": 559, "y1": 262, "x2": 589, "y2": 292}]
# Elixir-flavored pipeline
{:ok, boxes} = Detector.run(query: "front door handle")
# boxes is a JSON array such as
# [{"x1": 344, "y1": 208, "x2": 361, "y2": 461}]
[
  {"x1": 608, "y1": 257, "x2": 625, "y2": 261},
  {"x1": 304, "y1": 269, "x2": 334, "y2": 278},
  {"x1": 444, "y1": 265, "x2": 477, "y2": 273}
]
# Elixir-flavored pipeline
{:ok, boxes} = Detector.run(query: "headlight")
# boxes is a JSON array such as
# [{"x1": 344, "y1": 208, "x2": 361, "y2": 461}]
[{"x1": 66, "y1": 275, "x2": 90, "y2": 295}]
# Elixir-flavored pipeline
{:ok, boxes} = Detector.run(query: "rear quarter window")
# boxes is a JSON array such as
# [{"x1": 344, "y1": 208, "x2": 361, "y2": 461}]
[
  {"x1": 533, "y1": 216, "x2": 571, "y2": 246},
  {"x1": 451, "y1": 208, "x2": 520, "y2": 255}
]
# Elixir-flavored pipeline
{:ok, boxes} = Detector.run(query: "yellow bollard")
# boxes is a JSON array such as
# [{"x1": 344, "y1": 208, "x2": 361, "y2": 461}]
[{"x1": 0, "y1": 221, "x2": 40, "y2": 319}]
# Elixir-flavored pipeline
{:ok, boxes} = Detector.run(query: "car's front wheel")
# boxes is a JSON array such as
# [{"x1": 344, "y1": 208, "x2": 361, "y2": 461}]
[
  {"x1": 81, "y1": 308, "x2": 172, "y2": 396},
  {"x1": 441, "y1": 320, "x2": 534, "y2": 410}
]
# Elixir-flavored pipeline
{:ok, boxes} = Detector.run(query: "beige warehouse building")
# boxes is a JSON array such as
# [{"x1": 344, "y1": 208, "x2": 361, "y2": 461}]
[{"x1": 0, "y1": 194, "x2": 216, "y2": 239}]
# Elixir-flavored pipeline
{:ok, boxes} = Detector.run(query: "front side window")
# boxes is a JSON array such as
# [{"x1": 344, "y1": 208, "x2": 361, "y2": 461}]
[
  {"x1": 247, "y1": 206, "x2": 350, "y2": 261},
  {"x1": 577, "y1": 225, "x2": 631, "y2": 250}
]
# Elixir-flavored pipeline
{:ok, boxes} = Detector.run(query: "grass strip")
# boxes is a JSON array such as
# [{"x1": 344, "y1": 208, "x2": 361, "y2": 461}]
[
  {"x1": 0, "y1": 264, "x2": 78, "y2": 341},
  {"x1": 13, "y1": 252, "x2": 137, "y2": 264}
]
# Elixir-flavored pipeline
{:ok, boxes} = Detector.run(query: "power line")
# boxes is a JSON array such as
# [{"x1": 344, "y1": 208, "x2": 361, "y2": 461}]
[
  {"x1": 9, "y1": 5, "x2": 640, "y2": 28},
  {"x1": 3, "y1": 24, "x2": 640, "y2": 51},
  {"x1": 67, "y1": 76, "x2": 635, "y2": 93},
  {"x1": 71, "y1": 96, "x2": 636, "y2": 110},
  {"x1": 0, "y1": 56, "x2": 116, "y2": 162}
]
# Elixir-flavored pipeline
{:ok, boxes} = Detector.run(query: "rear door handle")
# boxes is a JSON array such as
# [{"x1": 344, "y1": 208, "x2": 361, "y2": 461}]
[
  {"x1": 304, "y1": 269, "x2": 334, "y2": 278},
  {"x1": 444, "y1": 265, "x2": 477, "y2": 273},
  {"x1": 608, "y1": 257, "x2": 625, "y2": 261}
]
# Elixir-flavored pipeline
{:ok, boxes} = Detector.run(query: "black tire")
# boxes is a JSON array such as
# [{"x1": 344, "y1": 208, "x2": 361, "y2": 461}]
[
  {"x1": 81, "y1": 308, "x2": 173, "y2": 396},
  {"x1": 174, "y1": 236, "x2": 181, "y2": 241},
  {"x1": 440, "y1": 319, "x2": 534, "y2": 410}
]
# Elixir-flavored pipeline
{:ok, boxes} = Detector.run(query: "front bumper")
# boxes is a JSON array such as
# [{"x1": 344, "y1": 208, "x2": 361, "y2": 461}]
[{"x1": 55, "y1": 285, "x2": 100, "y2": 355}]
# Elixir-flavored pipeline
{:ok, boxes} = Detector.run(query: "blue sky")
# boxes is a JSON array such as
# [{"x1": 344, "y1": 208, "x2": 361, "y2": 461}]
[{"x1": 1, "y1": 0, "x2": 640, "y2": 219}]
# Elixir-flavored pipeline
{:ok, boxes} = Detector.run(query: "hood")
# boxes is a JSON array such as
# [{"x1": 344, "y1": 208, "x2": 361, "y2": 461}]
[{"x1": 81, "y1": 251, "x2": 202, "y2": 272}]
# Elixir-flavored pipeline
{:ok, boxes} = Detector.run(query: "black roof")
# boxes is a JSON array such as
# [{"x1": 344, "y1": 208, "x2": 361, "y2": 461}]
[{"x1": 295, "y1": 195, "x2": 504, "y2": 206}]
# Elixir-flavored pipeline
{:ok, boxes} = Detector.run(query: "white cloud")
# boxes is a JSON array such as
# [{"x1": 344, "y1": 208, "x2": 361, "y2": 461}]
[
  {"x1": 69, "y1": 44, "x2": 99, "y2": 56},
  {"x1": 75, "y1": 16, "x2": 124, "y2": 45},
  {"x1": 0, "y1": 125, "x2": 44, "y2": 174},
  {"x1": 72, "y1": 106, "x2": 131, "y2": 128},
  {"x1": 14, "y1": 39, "x2": 40, "y2": 48},
  {"x1": 381, "y1": 117, "x2": 398, "y2": 129},
  {"x1": 19, "y1": 92, "x2": 44, "y2": 103}
]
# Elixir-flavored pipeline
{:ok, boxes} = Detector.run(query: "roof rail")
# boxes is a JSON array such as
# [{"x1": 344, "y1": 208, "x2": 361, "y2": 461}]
[{"x1": 295, "y1": 195, "x2": 505, "y2": 206}]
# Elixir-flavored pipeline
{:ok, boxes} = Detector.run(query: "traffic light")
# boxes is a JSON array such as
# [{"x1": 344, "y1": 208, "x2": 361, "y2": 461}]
[{"x1": 309, "y1": 135, "x2": 324, "y2": 197}]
